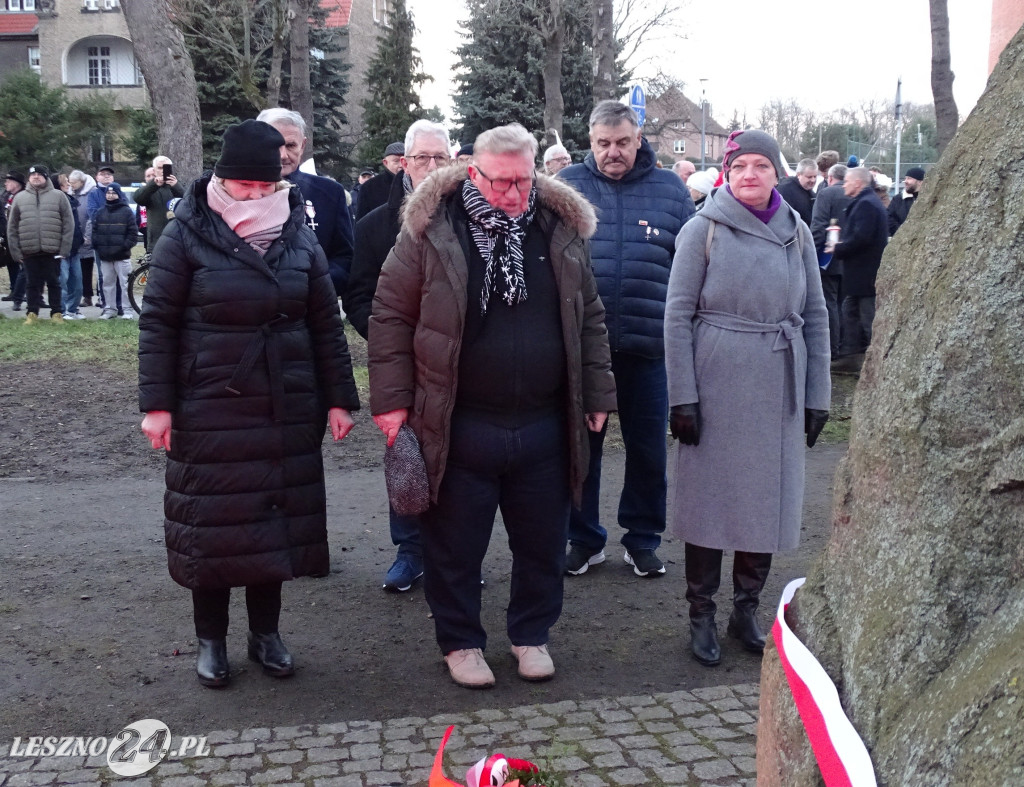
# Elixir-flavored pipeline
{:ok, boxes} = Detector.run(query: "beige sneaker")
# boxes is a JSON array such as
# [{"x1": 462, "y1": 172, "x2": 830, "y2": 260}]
[
  {"x1": 510, "y1": 644, "x2": 555, "y2": 681},
  {"x1": 444, "y1": 648, "x2": 495, "y2": 689}
]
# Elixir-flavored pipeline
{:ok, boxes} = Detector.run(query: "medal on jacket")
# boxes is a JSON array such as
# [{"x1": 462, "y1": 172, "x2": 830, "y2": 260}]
[{"x1": 304, "y1": 200, "x2": 318, "y2": 231}]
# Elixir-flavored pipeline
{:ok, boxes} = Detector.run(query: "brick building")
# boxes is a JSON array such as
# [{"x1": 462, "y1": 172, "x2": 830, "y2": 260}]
[{"x1": 643, "y1": 85, "x2": 730, "y2": 168}]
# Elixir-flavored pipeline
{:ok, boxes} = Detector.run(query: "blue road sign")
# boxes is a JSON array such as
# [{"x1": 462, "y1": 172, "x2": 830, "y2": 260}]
[{"x1": 629, "y1": 84, "x2": 646, "y2": 127}]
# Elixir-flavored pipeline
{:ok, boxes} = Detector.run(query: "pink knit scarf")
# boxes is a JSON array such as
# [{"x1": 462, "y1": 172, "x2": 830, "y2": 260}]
[{"x1": 207, "y1": 177, "x2": 291, "y2": 256}]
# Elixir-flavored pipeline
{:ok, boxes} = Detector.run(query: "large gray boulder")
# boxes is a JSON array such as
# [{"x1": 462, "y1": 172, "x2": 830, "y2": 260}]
[{"x1": 756, "y1": 26, "x2": 1024, "y2": 786}]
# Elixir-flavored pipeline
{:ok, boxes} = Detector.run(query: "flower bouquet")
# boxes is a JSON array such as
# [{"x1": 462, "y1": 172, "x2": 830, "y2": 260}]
[{"x1": 429, "y1": 725, "x2": 563, "y2": 787}]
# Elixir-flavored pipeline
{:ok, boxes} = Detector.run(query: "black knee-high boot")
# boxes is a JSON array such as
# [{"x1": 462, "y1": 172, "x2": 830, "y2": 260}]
[
  {"x1": 685, "y1": 543, "x2": 723, "y2": 666},
  {"x1": 727, "y1": 551, "x2": 773, "y2": 654}
]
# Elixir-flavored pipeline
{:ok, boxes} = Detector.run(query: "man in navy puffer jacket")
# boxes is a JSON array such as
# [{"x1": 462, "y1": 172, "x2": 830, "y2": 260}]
[{"x1": 559, "y1": 100, "x2": 695, "y2": 578}]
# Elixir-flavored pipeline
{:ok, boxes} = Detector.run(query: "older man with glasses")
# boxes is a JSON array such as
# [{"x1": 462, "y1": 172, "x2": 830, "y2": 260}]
[
  {"x1": 542, "y1": 143, "x2": 572, "y2": 175},
  {"x1": 367, "y1": 123, "x2": 616, "y2": 689},
  {"x1": 345, "y1": 119, "x2": 452, "y2": 594}
]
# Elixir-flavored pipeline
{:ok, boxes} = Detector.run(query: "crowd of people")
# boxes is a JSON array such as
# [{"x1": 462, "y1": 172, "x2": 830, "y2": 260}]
[
  {"x1": 0, "y1": 162, "x2": 161, "y2": 322},
  {"x1": 2, "y1": 103, "x2": 925, "y2": 691}
]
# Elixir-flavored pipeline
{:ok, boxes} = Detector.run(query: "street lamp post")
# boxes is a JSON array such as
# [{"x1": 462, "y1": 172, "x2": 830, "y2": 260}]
[{"x1": 699, "y1": 78, "x2": 708, "y2": 170}]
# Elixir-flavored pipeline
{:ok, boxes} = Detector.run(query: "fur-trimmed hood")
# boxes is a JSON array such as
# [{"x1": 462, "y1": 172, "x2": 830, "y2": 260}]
[{"x1": 400, "y1": 162, "x2": 597, "y2": 240}]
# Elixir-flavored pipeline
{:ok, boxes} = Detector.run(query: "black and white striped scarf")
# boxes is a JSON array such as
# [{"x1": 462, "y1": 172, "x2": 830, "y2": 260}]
[{"x1": 461, "y1": 178, "x2": 537, "y2": 316}]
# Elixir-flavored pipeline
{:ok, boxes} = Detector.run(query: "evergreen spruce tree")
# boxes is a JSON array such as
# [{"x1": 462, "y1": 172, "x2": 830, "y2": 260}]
[
  {"x1": 358, "y1": 0, "x2": 429, "y2": 165},
  {"x1": 453, "y1": 0, "x2": 593, "y2": 158}
]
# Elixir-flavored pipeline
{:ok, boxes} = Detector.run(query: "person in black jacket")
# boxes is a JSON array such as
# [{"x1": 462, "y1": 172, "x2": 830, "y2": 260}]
[
  {"x1": 138, "y1": 120, "x2": 360, "y2": 689},
  {"x1": 90, "y1": 182, "x2": 138, "y2": 320},
  {"x1": 353, "y1": 141, "x2": 404, "y2": 222},
  {"x1": 888, "y1": 166, "x2": 924, "y2": 236},
  {"x1": 257, "y1": 108, "x2": 356, "y2": 299},
  {"x1": 1, "y1": 171, "x2": 26, "y2": 307},
  {"x1": 829, "y1": 167, "x2": 889, "y2": 373},
  {"x1": 344, "y1": 118, "x2": 451, "y2": 593},
  {"x1": 777, "y1": 158, "x2": 817, "y2": 226},
  {"x1": 810, "y1": 164, "x2": 851, "y2": 357}
]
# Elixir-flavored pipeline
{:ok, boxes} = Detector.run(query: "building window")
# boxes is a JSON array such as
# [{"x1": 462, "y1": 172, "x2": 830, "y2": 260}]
[
  {"x1": 372, "y1": 0, "x2": 390, "y2": 26},
  {"x1": 102, "y1": 0, "x2": 119, "y2": 9},
  {"x1": 6, "y1": 0, "x2": 36, "y2": 10},
  {"x1": 673, "y1": 140, "x2": 686, "y2": 154},
  {"x1": 91, "y1": 135, "x2": 113, "y2": 163},
  {"x1": 27, "y1": 46, "x2": 39, "y2": 74},
  {"x1": 82, "y1": 0, "x2": 99, "y2": 10},
  {"x1": 87, "y1": 46, "x2": 111, "y2": 85}
]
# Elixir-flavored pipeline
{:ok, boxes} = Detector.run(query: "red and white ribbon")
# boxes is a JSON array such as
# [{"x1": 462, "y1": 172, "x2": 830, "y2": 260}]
[{"x1": 772, "y1": 578, "x2": 877, "y2": 787}]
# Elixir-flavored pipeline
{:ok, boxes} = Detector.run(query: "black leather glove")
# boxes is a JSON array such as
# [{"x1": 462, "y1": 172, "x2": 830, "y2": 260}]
[
  {"x1": 805, "y1": 408, "x2": 829, "y2": 448},
  {"x1": 670, "y1": 404, "x2": 701, "y2": 446}
]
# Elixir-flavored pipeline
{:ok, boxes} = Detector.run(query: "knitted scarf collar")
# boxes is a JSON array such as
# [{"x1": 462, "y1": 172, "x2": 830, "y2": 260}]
[
  {"x1": 461, "y1": 178, "x2": 538, "y2": 316},
  {"x1": 726, "y1": 184, "x2": 783, "y2": 224},
  {"x1": 207, "y1": 177, "x2": 291, "y2": 256}
]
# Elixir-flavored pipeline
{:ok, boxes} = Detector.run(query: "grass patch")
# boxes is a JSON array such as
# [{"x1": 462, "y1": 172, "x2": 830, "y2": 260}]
[
  {"x1": 821, "y1": 372, "x2": 858, "y2": 444},
  {"x1": 0, "y1": 315, "x2": 141, "y2": 374}
]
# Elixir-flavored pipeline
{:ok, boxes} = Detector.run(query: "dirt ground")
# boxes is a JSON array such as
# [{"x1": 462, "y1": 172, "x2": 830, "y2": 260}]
[{"x1": 0, "y1": 348, "x2": 847, "y2": 741}]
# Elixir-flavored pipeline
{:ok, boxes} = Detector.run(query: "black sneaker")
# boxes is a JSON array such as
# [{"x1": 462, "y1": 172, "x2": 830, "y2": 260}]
[
  {"x1": 624, "y1": 548, "x2": 666, "y2": 577},
  {"x1": 565, "y1": 545, "x2": 606, "y2": 576}
]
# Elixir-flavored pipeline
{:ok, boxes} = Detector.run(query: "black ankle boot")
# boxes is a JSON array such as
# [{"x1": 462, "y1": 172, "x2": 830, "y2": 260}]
[
  {"x1": 727, "y1": 551, "x2": 772, "y2": 654},
  {"x1": 247, "y1": 631, "x2": 294, "y2": 677},
  {"x1": 689, "y1": 617, "x2": 721, "y2": 666},
  {"x1": 196, "y1": 638, "x2": 229, "y2": 687}
]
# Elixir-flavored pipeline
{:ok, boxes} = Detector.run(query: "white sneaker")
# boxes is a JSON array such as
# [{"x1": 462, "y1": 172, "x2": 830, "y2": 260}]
[
  {"x1": 99, "y1": 312, "x2": 116, "y2": 320},
  {"x1": 64, "y1": 312, "x2": 86, "y2": 320},
  {"x1": 120, "y1": 312, "x2": 136, "y2": 320}
]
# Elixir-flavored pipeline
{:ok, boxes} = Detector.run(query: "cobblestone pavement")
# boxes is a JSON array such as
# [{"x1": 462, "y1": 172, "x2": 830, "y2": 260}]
[{"x1": 1, "y1": 683, "x2": 760, "y2": 786}]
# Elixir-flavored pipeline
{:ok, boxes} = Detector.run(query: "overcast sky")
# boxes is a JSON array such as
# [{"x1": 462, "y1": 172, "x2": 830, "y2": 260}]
[{"x1": 407, "y1": 0, "x2": 994, "y2": 135}]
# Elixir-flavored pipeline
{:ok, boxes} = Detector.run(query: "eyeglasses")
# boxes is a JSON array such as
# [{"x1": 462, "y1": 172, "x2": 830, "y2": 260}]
[
  {"x1": 406, "y1": 154, "x2": 451, "y2": 166},
  {"x1": 472, "y1": 165, "x2": 535, "y2": 194}
]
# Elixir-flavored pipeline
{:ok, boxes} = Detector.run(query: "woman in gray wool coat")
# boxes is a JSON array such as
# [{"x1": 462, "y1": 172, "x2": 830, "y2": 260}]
[{"x1": 664, "y1": 129, "x2": 831, "y2": 667}]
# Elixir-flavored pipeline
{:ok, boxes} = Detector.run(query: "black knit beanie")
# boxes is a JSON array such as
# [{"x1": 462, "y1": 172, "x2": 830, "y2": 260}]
[{"x1": 214, "y1": 120, "x2": 285, "y2": 182}]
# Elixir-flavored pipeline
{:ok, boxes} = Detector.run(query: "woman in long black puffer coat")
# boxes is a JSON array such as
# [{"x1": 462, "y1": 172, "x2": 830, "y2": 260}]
[{"x1": 138, "y1": 120, "x2": 359, "y2": 688}]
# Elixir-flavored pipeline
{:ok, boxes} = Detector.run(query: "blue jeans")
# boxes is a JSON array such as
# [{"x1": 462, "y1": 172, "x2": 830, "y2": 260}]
[
  {"x1": 11, "y1": 264, "x2": 26, "y2": 303},
  {"x1": 422, "y1": 409, "x2": 570, "y2": 653},
  {"x1": 569, "y1": 352, "x2": 668, "y2": 553},
  {"x1": 390, "y1": 507, "x2": 421, "y2": 558},
  {"x1": 60, "y1": 254, "x2": 83, "y2": 315}
]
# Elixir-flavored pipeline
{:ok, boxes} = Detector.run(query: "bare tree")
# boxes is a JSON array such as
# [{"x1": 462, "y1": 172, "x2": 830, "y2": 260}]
[
  {"x1": 170, "y1": 0, "x2": 289, "y2": 110},
  {"x1": 613, "y1": 0, "x2": 685, "y2": 77},
  {"x1": 121, "y1": 0, "x2": 203, "y2": 181},
  {"x1": 266, "y1": 0, "x2": 289, "y2": 106},
  {"x1": 592, "y1": 0, "x2": 616, "y2": 103},
  {"x1": 287, "y1": 0, "x2": 314, "y2": 140},
  {"x1": 929, "y1": 0, "x2": 958, "y2": 154},
  {"x1": 528, "y1": 0, "x2": 566, "y2": 146}
]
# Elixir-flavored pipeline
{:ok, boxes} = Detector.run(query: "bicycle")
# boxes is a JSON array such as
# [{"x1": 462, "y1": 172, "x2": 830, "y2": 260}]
[{"x1": 128, "y1": 254, "x2": 151, "y2": 315}]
